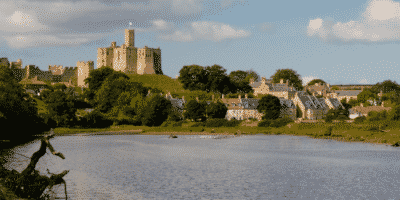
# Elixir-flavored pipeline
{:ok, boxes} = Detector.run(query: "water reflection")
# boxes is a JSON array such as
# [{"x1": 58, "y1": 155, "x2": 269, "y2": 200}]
[{"x1": 5, "y1": 134, "x2": 400, "y2": 199}]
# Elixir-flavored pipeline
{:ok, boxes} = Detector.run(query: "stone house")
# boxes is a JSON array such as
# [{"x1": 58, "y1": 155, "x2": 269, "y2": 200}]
[
  {"x1": 250, "y1": 77, "x2": 297, "y2": 99},
  {"x1": 304, "y1": 82, "x2": 331, "y2": 97},
  {"x1": 292, "y1": 91, "x2": 330, "y2": 120},
  {"x1": 329, "y1": 90, "x2": 363, "y2": 103},
  {"x1": 350, "y1": 104, "x2": 392, "y2": 117},
  {"x1": 220, "y1": 94, "x2": 296, "y2": 121}
]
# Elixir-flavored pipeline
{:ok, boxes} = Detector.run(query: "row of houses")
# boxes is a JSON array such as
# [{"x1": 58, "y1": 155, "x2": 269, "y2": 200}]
[{"x1": 164, "y1": 90, "x2": 344, "y2": 121}]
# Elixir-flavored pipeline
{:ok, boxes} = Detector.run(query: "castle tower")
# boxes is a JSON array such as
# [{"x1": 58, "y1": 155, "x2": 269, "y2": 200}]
[
  {"x1": 77, "y1": 61, "x2": 94, "y2": 87},
  {"x1": 125, "y1": 29, "x2": 134, "y2": 47}
]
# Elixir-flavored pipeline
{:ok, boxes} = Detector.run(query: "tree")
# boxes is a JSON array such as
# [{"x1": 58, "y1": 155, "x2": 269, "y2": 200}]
[
  {"x1": 178, "y1": 65, "x2": 207, "y2": 91},
  {"x1": 0, "y1": 63, "x2": 48, "y2": 138},
  {"x1": 270, "y1": 68, "x2": 303, "y2": 91},
  {"x1": 256, "y1": 94, "x2": 282, "y2": 120},
  {"x1": 388, "y1": 104, "x2": 400, "y2": 121},
  {"x1": 206, "y1": 101, "x2": 228, "y2": 119},
  {"x1": 204, "y1": 64, "x2": 232, "y2": 94},
  {"x1": 84, "y1": 66, "x2": 115, "y2": 104},
  {"x1": 296, "y1": 104, "x2": 302, "y2": 118},
  {"x1": 348, "y1": 99, "x2": 359, "y2": 107},
  {"x1": 245, "y1": 69, "x2": 260, "y2": 82},
  {"x1": 307, "y1": 79, "x2": 326, "y2": 86},
  {"x1": 95, "y1": 77, "x2": 147, "y2": 114},
  {"x1": 340, "y1": 98, "x2": 352, "y2": 110},
  {"x1": 371, "y1": 79, "x2": 400, "y2": 94},
  {"x1": 42, "y1": 90, "x2": 77, "y2": 127},
  {"x1": 229, "y1": 70, "x2": 253, "y2": 93},
  {"x1": 142, "y1": 95, "x2": 172, "y2": 126},
  {"x1": 357, "y1": 89, "x2": 377, "y2": 104},
  {"x1": 183, "y1": 100, "x2": 206, "y2": 121}
]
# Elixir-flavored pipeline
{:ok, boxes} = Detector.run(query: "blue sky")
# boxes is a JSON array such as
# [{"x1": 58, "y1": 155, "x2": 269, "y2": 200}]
[{"x1": 2, "y1": 0, "x2": 400, "y2": 85}]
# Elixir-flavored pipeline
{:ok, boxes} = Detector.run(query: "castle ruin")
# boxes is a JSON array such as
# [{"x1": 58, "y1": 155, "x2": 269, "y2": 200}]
[{"x1": 97, "y1": 29, "x2": 163, "y2": 75}]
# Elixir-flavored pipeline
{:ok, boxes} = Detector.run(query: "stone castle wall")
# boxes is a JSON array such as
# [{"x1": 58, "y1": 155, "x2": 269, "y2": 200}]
[
  {"x1": 97, "y1": 29, "x2": 163, "y2": 75},
  {"x1": 77, "y1": 61, "x2": 94, "y2": 87}
]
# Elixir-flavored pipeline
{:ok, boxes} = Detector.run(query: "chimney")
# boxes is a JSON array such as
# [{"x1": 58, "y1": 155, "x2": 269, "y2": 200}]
[
  {"x1": 327, "y1": 83, "x2": 330, "y2": 88},
  {"x1": 382, "y1": 101, "x2": 384, "y2": 107},
  {"x1": 182, "y1": 96, "x2": 185, "y2": 103},
  {"x1": 239, "y1": 94, "x2": 241, "y2": 100},
  {"x1": 111, "y1": 41, "x2": 116, "y2": 48},
  {"x1": 222, "y1": 94, "x2": 224, "y2": 99},
  {"x1": 286, "y1": 79, "x2": 289, "y2": 85},
  {"x1": 360, "y1": 103, "x2": 363, "y2": 107},
  {"x1": 245, "y1": 94, "x2": 248, "y2": 99},
  {"x1": 280, "y1": 79, "x2": 283, "y2": 84},
  {"x1": 262, "y1": 77, "x2": 266, "y2": 84},
  {"x1": 196, "y1": 97, "x2": 199, "y2": 102},
  {"x1": 361, "y1": 86, "x2": 364, "y2": 91}
]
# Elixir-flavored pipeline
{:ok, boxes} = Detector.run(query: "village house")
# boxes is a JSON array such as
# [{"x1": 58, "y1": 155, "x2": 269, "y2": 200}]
[
  {"x1": 350, "y1": 103, "x2": 392, "y2": 118},
  {"x1": 292, "y1": 91, "x2": 326, "y2": 120},
  {"x1": 304, "y1": 82, "x2": 331, "y2": 97},
  {"x1": 250, "y1": 78, "x2": 297, "y2": 99},
  {"x1": 220, "y1": 94, "x2": 296, "y2": 121},
  {"x1": 329, "y1": 90, "x2": 363, "y2": 103}
]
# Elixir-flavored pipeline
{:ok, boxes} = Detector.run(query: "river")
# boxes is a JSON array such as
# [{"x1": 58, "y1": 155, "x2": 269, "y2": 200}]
[{"x1": 3, "y1": 134, "x2": 400, "y2": 199}]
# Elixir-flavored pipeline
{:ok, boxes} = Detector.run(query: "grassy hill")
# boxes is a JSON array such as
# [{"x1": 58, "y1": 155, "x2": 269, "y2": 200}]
[{"x1": 127, "y1": 74, "x2": 189, "y2": 94}]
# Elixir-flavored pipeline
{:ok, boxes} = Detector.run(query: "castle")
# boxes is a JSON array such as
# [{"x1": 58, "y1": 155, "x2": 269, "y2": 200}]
[
  {"x1": 1, "y1": 57, "x2": 94, "y2": 88},
  {"x1": 97, "y1": 29, "x2": 163, "y2": 75}
]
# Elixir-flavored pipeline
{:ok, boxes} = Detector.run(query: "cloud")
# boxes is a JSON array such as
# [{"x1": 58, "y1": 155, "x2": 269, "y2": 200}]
[
  {"x1": 0, "y1": 0, "x2": 248, "y2": 48},
  {"x1": 307, "y1": 0, "x2": 400, "y2": 43},
  {"x1": 160, "y1": 21, "x2": 251, "y2": 42}
]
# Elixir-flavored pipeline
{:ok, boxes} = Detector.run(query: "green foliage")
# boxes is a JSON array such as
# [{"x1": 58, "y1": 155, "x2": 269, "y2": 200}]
[
  {"x1": 340, "y1": 99, "x2": 352, "y2": 110},
  {"x1": 357, "y1": 90, "x2": 377, "y2": 103},
  {"x1": 228, "y1": 70, "x2": 254, "y2": 93},
  {"x1": 84, "y1": 66, "x2": 115, "y2": 104},
  {"x1": 331, "y1": 86, "x2": 340, "y2": 91},
  {"x1": 78, "y1": 109, "x2": 113, "y2": 128},
  {"x1": 95, "y1": 77, "x2": 147, "y2": 113},
  {"x1": 42, "y1": 90, "x2": 77, "y2": 127},
  {"x1": 206, "y1": 101, "x2": 228, "y2": 119},
  {"x1": 296, "y1": 104, "x2": 302, "y2": 118},
  {"x1": 348, "y1": 99, "x2": 359, "y2": 107},
  {"x1": 245, "y1": 68, "x2": 260, "y2": 82},
  {"x1": 190, "y1": 122, "x2": 206, "y2": 127},
  {"x1": 258, "y1": 119, "x2": 272, "y2": 127},
  {"x1": 371, "y1": 79, "x2": 400, "y2": 94},
  {"x1": 324, "y1": 126, "x2": 334, "y2": 136},
  {"x1": 367, "y1": 110, "x2": 388, "y2": 122},
  {"x1": 388, "y1": 105, "x2": 400, "y2": 121},
  {"x1": 161, "y1": 120, "x2": 184, "y2": 127},
  {"x1": 167, "y1": 107, "x2": 184, "y2": 122},
  {"x1": 336, "y1": 115, "x2": 349, "y2": 121},
  {"x1": 325, "y1": 114, "x2": 334, "y2": 123},
  {"x1": 256, "y1": 94, "x2": 282, "y2": 120},
  {"x1": 270, "y1": 68, "x2": 304, "y2": 91},
  {"x1": 269, "y1": 117, "x2": 293, "y2": 128},
  {"x1": 307, "y1": 79, "x2": 326, "y2": 86},
  {"x1": 354, "y1": 116, "x2": 366, "y2": 124},
  {"x1": 178, "y1": 65, "x2": 207, "y2": 91},
  {"x1": 184, "y1": 100, "x2": 206, "y2": 122},
  {"x1": 142, "y1": 95, "x2": 172, "y2": 127},
  {"x1": 205, "y1": 118, "x2": 241, "y2": 127},
  {"x1": 204, "y1": 64, "x2": 232, "y2": 94}
]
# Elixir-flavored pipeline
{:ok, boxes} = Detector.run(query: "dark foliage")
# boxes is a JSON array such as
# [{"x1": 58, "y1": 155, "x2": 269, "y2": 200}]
[
  {"x1": 183, "y1": 100, "x2": 206, "y2": 122},
  {"x1": 206, "y1": 101, "x2": 228, "y2": 119},
  {"x1": 256, "y1": 94, "x2": 282, "y2": 120},
  {"x1": 354, "y1": 116, "x2": 366, "y2": 124},
  {"x1": 142, "y1": 95, "x2": 172, "y2": 127},
  {"x1": 270, "y1": 68, "x2": 304, "y2": 91}
]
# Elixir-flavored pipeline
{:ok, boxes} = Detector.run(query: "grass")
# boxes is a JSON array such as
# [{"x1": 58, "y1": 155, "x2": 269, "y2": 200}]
[
  {"x1": 52, "y1": 120, "x2": 400, "y2": 146},
  {"x1": 127, "y1": 74, "x2": 190, "y2": 94}
]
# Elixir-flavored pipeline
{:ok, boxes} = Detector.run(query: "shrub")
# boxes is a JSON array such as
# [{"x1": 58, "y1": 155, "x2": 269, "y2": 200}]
[
  {"x1": 354, "y1": 116, "x2": 366, "y2": 124},
  {"x1": 190, "y1": 122, "x2": 205, "y2": 127},
  {"x1": 258, "y1": 119, "x2": 273, "y2": 127},
  {"x1": 81, "y1": 110, "x2": 114, "y2": 128},
  {"x1": 324, "y1": 126, "x2": 334, "y2": 136},
  {"x1": 336, "y1": 115, "x2": 349, "y2": 121},
  {"x1": 172, "y1": 121, "x2": 184, "y2": 127},
  {"x1": 225, "y1": 118, "x2": 241, "y2": 127},
  {"x1": 325, "y1": 115, "x2": 334, "y2": 123},
  {"x1": 205, "y1": 118, "x2": 228, "y2": 127},
  {"x1": 269, "y1": 117, "x2": 294, "y2": 128}
]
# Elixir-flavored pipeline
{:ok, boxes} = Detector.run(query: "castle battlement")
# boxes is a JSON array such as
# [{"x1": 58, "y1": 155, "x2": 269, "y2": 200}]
[{"x1": 97, "y1": 29, "x2": 163, "y2": 75}]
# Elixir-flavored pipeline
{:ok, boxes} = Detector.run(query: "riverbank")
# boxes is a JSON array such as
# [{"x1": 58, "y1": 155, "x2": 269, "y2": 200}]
[{"x1": 51, "y1": 120, "x2": 400, "y2": 146}]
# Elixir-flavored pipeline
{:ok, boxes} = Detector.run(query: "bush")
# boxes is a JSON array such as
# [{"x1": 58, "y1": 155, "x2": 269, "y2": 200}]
[
  {"x1": 336, "y1": 115, "x2": 349, "y2": 121},
  {"x1": 269, "y1": 117, "x2": 293, "y2": 128},
  {"x1": 354, "y1": 116, "x2": 366, "y2": 124},
  {"x1": 205, "y1": 118, "x2": 228, "y2": 127},
  {"x1": 258, "y1": 119, "x2": 273, "y2": 127},
  {"x1": 225, "y1": 118, "x2": 241, "y2": 127},
  {"x1": 81, "y1": 110, "x2": 114, "y2": 128},
  {"x1": 324, "y1": 115, "x2": 334, "y2": 123},
  {"x1": 324, "y1": 126, "x2": 334, "y2": 136},
  {"x1": 190, "y1": 122, "x2": 205, "y2": 127}
]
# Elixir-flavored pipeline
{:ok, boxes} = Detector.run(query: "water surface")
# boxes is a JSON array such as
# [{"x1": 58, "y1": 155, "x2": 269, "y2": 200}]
[{"x1": 4, "y1": 134, "x2": 400, "y2": 199}]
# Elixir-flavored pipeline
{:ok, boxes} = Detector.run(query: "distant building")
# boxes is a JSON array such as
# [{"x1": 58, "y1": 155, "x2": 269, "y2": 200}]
[
  {"x1": 97, "y1": 29, "x2": 162, "y2": 75},
  {"x1": 250, "y1": 77, "x2": 297, "y2": 99}
]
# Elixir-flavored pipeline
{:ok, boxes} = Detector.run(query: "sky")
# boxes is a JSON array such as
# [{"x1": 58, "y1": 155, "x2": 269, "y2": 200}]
[{"x1": 2, "y1": 0, "x2": 400, "y2": 85}]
